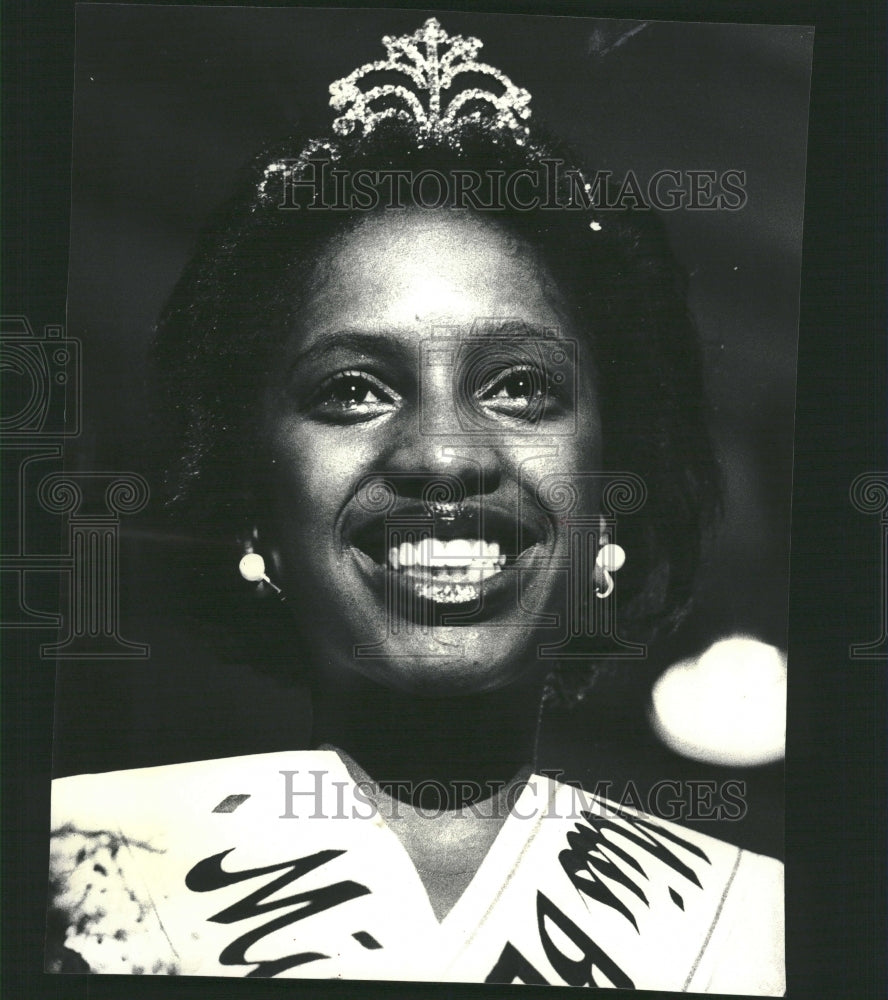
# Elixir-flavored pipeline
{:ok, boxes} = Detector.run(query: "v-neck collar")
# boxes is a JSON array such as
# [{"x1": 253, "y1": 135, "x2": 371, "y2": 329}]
[{"x1": 316, "y1": 747, "x2": 556, "y2": 936}]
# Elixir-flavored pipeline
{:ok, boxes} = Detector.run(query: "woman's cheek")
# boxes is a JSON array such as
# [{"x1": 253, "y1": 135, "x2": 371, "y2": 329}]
[{"x1": 271, "y1": 424, "x2": 381, "y2": 531}]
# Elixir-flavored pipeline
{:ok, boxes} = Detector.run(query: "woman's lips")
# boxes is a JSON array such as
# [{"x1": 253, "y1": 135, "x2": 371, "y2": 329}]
[
  {"x1": 347, "y1": 534, "x2": 546, "y2": 615},
  {"x1": 343, "y1": 500, "x2": 550, "y2": 615}
]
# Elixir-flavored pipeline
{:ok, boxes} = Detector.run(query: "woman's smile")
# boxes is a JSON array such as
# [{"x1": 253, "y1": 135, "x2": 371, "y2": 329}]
[
  {"x1": 262, "y1": 208, "x2": 602, "y2": 692},
  {"x1": 345, "y1": 497, "x2": 550, "y2": 617}
]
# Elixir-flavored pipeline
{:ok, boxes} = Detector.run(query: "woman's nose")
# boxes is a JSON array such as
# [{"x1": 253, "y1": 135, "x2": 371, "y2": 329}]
[{"x1": 381, "y1": 391, "x2": 501, "y2": 498}]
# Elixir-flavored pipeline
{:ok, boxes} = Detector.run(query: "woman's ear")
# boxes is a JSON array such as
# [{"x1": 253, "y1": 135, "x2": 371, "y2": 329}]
[
  {"x1": 598, "y1": 514, "x2": 609, "y2": 545},
  {"x1": 238, "y1": 524, "x2": 260, "y2": 555}
]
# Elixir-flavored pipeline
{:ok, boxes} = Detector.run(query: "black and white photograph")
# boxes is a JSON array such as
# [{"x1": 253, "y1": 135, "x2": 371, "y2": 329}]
[{"x1": 1, "y1": 3, "x2": 885, "y2": 999}]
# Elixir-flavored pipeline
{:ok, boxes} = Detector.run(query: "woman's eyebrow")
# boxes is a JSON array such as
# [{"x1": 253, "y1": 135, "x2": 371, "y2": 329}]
[
  {"x1": 287, "y1": 322, "x2": 568, "y2": 371},
  {"x1": 287, "y1": 331, "x2": 409, "y2": 370},
  {"x1": 467, "y1": 319, "x2": 563, "y2": 340}
]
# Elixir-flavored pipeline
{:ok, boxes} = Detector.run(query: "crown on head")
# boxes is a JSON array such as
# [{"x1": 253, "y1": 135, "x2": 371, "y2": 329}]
[
  {"x1": 258, "y1": 19, "x2": 536, "y2": 199},
  {"x1": 328, "y1": 18, "x2": 532, "y2": 143}
]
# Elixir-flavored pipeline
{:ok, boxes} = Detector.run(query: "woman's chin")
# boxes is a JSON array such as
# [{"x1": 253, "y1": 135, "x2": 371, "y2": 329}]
[
  {"x1": 287, "y1": 544, "x2": 561, "y2": 695},
  {"x1": 317, "y1": 627, "x2": 546, "y2": 697}
]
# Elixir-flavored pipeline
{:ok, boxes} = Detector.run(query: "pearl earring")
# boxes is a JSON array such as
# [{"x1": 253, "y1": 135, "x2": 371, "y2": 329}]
[
  {"x1": 238, "y1": 552, "x2": 285, "y2": 600},
  {"x1": 595, "y1": 543, "x2": 626, "y2": 599}
]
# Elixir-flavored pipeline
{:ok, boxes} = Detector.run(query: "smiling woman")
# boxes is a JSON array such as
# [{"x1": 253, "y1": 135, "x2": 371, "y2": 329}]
[{"x1": 47, "y1": 14, "x2": 786, "y2": 993}]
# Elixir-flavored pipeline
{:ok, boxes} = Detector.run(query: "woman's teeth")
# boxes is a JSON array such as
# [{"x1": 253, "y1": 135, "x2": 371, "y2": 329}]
[{"x1": 388, "y1": 538, "x2": 507, "y2": 581}]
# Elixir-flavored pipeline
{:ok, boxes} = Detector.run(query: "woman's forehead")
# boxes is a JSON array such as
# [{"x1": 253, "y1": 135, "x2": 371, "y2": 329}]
[{"x1": 289, "y1": 208, "x2": 576, "y2": 349}]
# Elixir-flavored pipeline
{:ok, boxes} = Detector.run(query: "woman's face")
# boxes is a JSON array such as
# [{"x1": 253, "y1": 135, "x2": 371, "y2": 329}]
[{"x1": 263, "y1": 209, "x2": 602, "y2": 694}]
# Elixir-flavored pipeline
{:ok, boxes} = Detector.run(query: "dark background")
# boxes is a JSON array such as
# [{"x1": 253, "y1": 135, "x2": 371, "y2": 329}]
[{"x1": 2, "y1": 2, "x2": 885, "y2": 1000}]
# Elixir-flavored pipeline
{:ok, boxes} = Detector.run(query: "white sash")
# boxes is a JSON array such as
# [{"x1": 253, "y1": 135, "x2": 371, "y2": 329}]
[{"x1": 49, "y1": 749, "x2": 784, "y2": 993}]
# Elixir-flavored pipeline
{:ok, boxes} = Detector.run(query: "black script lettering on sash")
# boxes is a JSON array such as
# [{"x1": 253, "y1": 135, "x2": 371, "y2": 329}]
[
  {"x1": 559, "y1": 807, "x2": 710, "y2": 931},
  {"x1": 485, "y1": 942, "x2": 550, "y2": 985},
  {"x1": 608, "y1": 807, "x2": 710, "y2": 884},
  {"x1": 536, "y1": 890, "x2": 634, "y2": 988},
  {"x1": 186, "y1": 848, "x2": 371, "y2": 977},
  {"x1": 560, "y1": 819, "x2": 649, "y2": 929}
]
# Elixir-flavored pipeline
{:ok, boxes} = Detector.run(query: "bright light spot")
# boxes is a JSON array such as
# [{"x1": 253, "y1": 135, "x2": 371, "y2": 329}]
[
  {"x1": 589, "y1": 221, "x2": 602, "y2": 231},
  {"x1": 649, "y1": 636, "x2": 786, "y2": 766}
]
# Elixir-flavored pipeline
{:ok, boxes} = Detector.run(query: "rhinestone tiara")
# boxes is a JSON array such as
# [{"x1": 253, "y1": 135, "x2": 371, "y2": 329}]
[
  {"x1": 328, "y1": 17, "x2": 532, "y2": 142},
  {"x1": 259, "y1": 18, "x2": 534, "y2": 199}
]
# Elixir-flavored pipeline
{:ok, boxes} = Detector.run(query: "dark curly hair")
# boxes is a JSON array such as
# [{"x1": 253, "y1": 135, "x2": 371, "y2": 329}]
[{"x1": 150, "y1": 113, "x2": 721, "y2": 685}]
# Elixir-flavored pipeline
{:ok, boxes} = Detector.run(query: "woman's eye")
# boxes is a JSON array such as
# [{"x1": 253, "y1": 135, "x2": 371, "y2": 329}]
[
  {"x1": 476, "y1": 366, "x2": 553, "y2": 419},
  {"x1": 307, "y1": 371, "x2": 399, "y2": 423}
]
